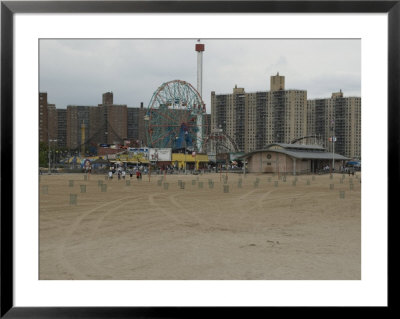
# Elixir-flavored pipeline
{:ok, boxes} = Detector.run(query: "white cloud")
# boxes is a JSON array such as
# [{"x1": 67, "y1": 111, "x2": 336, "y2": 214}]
[{"x1": 40, "y1": 39, "x2": 361, "y2": 112}]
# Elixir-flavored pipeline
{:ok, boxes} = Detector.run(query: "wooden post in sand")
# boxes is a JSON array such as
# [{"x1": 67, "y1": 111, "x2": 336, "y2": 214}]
[
  {"x1": 69, "y1": 194, "x2": 77, "y2": 205},
  {"x1": 225, "y1": 157, "x2": 228, "y2": 181},
  {"x1": 277, "y1": 154, "x2": 280, "y2": 180},
  {"x1": 148, "y1": 165, "x2": 151, "y2": 182}
]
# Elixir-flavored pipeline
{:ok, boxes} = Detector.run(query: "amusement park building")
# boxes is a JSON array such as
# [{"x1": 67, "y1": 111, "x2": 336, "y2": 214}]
[
  {"x1": 241, "y1": 143, "x2": 349, "y2": 174},
  {"x1": 171, "y1": 153, "x2": 209, "y2": 170}
]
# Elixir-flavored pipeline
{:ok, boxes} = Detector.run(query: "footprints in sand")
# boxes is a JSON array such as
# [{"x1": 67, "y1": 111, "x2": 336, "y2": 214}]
[{"x1": 239, "y1": 240, "x2": 281, "y2": 249}]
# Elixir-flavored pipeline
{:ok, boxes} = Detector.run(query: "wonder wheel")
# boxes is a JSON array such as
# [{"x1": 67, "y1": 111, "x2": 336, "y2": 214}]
[{"x1": 145, "y1": 80, "x2": 206, "y2": 152}]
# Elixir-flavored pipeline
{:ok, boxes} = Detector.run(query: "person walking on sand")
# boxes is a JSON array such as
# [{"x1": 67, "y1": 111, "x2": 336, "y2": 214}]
[
  {"x1": 108, "y1": 170, "x2": 113, "y2": 180},
  {"x1": 122, "y1": 170, "x2": 126, "y2": 179}
]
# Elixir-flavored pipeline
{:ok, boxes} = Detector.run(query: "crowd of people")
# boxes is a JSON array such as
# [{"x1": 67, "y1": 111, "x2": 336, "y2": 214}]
[
  {"x1": 108, "y1": 165, "x2": 146, "y2": 180},
  {"x1": 105, "y1": 164, "x2": 223, "y2": 180}
]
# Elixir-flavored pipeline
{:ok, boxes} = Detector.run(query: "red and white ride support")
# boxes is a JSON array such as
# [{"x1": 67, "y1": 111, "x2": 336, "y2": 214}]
[{"x1": 195, "y1": 41, "x2": 205, "y2": 152}]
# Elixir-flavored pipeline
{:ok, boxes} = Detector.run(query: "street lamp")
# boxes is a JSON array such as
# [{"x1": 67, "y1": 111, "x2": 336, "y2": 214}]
[{"x1": 48, "y1": 139, "x2": 57, "y2": 174}]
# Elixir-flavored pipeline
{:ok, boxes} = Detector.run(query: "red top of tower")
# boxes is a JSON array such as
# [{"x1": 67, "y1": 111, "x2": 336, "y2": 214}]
[{"x1": 195, "y1": 43, "x2": 205, "y2": 52}]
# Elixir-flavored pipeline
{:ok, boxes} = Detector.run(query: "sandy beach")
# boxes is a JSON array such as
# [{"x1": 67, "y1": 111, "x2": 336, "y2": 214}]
[{"x1": 39, "y1": 172, "x2": 361, "y2": 280}]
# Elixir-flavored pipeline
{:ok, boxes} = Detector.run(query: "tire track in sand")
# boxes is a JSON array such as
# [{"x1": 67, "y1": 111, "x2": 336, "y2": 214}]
[
  {"x1": 55, "y1": 195, "x2": 133, "y2": 279},
  {"x1": 89, "y1": 194, "x2": 146, "y2": 235},
  {"x1": 147, "y1": 193, "x2": 183, "y2": 225},
  {"x1": 168, "y1": 193, "x2": 216, "y2": 229},
  {"x1": 202, "y1": 188, "x2": 260, "y2": 227},
  {"x1": 234, "y1": 188, "x2": 305, "y2": 232},
  {"x1": 235, "y1": 189, "x2": 274, "y2": 223}
]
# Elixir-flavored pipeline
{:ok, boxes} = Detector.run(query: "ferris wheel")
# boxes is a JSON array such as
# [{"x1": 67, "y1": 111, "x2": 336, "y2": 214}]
[{"x1": 145, "y1": 80, "x2": 207, "y2": 152}]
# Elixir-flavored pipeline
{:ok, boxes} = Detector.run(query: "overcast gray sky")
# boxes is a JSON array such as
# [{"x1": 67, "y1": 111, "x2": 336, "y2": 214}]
[{"x1": 39, "y1": 39, "x2": 361, "y2": 113}]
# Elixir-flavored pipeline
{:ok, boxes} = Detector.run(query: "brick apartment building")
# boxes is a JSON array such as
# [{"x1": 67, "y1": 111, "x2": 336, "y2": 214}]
[
  {"x1": 39, "y1": 92, "x2": 49, "y2": 144},
  {"x1": 39, "y1": 92, "x2": 148, "y2": 154}
]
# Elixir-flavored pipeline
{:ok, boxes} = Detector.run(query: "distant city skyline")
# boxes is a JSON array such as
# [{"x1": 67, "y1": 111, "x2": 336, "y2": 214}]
[{"x1": 39, "y1": 39, "x2": 361, "y2": 113}]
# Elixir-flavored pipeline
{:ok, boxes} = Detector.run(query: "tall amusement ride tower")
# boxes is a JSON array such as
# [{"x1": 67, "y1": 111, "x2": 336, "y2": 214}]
[{"x1": 195, "y1": 40, "x2": 205, "y2": 152}]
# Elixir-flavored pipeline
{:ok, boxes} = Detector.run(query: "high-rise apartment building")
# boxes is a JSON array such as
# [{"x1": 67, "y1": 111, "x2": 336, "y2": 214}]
[
  {"x1": 335, "y1": 96, "x2": 361, "y2": 159},
  {"x1": 266, "y1": 75, "x2": 307, "y2": 145},
  {"x1": 126, "y1": 102, "x2": 147, "y2": 146},
  {"x1": 127, "y1": 107, "x2": 140, "y2": 142},
  {"x1": 254, "y1": 92, "x2": 268, "y2": 150},
  {"x1": 39, "y1": 93, "x2": 60, "y2": 147},
  {"x1": 138, "y1": 103, "x2": 147, "y2": 146},
  {"x1": 40, "y1": 92, "x2": 149, "y2": 154},
  {"x1": 66, "y1": 105, "x2": 92, "y2": 150},
  {"x1": 65, "y1": 92, "x2": 129, "y2": 151},
  {"x1": 47, "y1": 104, "x2": 58, "y2": 141},
  {"x1": 97, "y1": 92, "x2": 128, "y2": 145},
  {"x1": 211, "y1": 74, "x2": 307, "y2": 153},
  {"x1": 39, "y1": 92, "x2": 49, "y2": 144},
  {"x1": 270, "y1": 72, "x2": 285, "y2": 91},
  {"x1": 104, "y1": 104, "x2": 128, "y2": 145},
  {"x1": 203, "y1": 113, "x2": 211, "y2": 137},
  {"x1": 57, "y1": 109, "x2": 67, "y2": 148},
  {"x1": 102, "y1": 91, "x2": 114, "y2": 105},
  {"x1": 308, "y1": 90, "x2": 361, "y2": 159}
]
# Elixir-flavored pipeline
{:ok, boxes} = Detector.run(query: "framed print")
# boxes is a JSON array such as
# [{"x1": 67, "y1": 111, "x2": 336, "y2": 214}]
[{"x1": 1, "y1": 0, "x2": 396, "y2": 317}]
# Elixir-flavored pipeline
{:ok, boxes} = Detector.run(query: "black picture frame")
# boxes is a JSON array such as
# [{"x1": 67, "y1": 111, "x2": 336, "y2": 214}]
[{"x1": 1, "y1": 1, "x2": 396, "y2": 317}]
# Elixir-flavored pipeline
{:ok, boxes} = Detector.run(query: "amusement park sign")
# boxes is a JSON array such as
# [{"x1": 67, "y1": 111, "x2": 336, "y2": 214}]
[{"x1": 149, "y1": 148, "x2": 172, "y2": 162}]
